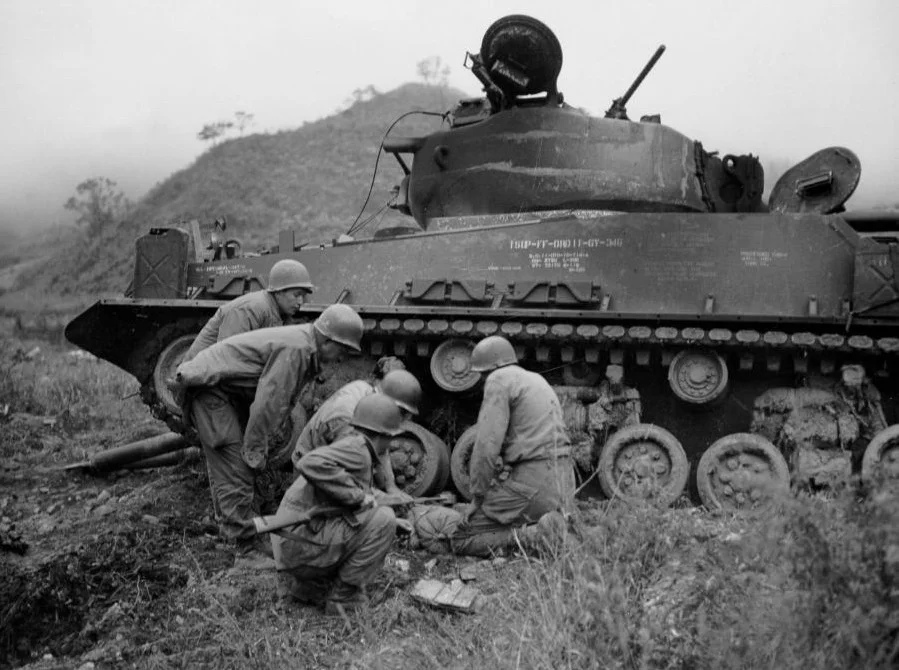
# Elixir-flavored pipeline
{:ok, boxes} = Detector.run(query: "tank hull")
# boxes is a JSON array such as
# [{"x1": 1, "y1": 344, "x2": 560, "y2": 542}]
[{"x1": 67, "y1": 211, "x2": 899, "y2": 463}]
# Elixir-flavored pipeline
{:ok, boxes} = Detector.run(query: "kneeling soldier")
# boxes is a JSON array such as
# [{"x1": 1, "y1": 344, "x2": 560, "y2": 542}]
[
  {"x1": 412, "y1": 335, "x2": 574, "y2": 556},
  {"x1": 273, "y1": 394, "x2": 403, "y2": 614}
]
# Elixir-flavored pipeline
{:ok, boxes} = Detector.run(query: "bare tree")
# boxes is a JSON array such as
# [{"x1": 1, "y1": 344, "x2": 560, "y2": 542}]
[
  {"x1": 234, "y1": 111, "x2": 255, "y2": 134},
  {"x1": 197, "y1": 120, "x2": 235, "y2": 144},
  {"x1": 64, "y1": 177, "x2": 132, "y2": 236},
  {"x1": 417, "y1": 56, "x2": 450, "y2": 86}
]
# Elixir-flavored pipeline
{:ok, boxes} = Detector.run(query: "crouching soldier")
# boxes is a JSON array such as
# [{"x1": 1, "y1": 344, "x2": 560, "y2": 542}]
[
  {"x1": 292, "y1": 357, "x2": 422, "y2": 498},
  {"x1": 171, "y1": 303, "x2": 364, "y2": 558},
  {"x1": 273, "y1": 394, "x2": 403, "y2": 614},
  {"x1": 411, "y1": 335, "x2": 575, "y2": 556}
]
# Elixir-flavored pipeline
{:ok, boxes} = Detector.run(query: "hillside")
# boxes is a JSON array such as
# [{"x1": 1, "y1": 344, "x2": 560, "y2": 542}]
[{"x1": 0, "y1": 83, "x2": 466, "y2": 312}]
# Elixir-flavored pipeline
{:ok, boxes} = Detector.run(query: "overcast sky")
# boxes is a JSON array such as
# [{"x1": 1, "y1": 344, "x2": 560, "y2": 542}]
[{"x1": 1, "y1": 0, "x2": 896, "y2": 231}]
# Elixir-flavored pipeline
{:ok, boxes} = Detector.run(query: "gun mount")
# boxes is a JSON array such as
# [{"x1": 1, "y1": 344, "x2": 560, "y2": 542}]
[{"x1": 605, "y1": 44, "x2": 666, "y2": 120}]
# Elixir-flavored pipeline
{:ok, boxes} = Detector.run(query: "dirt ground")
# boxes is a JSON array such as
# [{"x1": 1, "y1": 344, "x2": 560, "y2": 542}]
[
  {"x1": 0, "y1": 420, "x2": 526, "y2": 669},
  {"x1": 3, "y1": 404, "x2": 898, "y2": 669}
]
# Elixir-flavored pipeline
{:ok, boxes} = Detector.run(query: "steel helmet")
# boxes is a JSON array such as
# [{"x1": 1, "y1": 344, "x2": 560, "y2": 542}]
[
  {"x1": 469, "y1": 335, "x2": 517, "y2": 372},
  {"x1": 380, "y1": 369, "x2": 422, "y2": 415},
  {"x1": 313, "y1": 304, "x2": 364, "y2": 352},
  {"x1": 267, "y1": 259, "x2": 314, "y2": 293},
  {"x1": 350, "y1": 393, "x2": 404, "y2": 436}
]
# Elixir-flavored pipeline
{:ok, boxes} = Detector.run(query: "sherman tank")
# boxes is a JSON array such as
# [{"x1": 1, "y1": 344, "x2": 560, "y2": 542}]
[{"x1": 66, "y1": 15, "x2": 899, "y2": 510}]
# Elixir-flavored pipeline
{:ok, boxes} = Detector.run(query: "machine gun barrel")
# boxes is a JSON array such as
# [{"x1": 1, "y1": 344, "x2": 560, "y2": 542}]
[{"x1": 605, "y1": 44, "x2": 666, "y2": 119}]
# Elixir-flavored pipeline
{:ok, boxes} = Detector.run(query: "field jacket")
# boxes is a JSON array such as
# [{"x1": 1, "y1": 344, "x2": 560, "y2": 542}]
[
  {"x1": 184, "y1": 290, "x2": 284, "y2": 361},
  {"x1": 470, "y1": 365, "x2": 570, "y2": 498},
  {"x1": 175, "y1": 324, "x2": 319, "y2": 469},
  {"x1": 292, "y1": 380, "x2": 374, "y2": 466}
]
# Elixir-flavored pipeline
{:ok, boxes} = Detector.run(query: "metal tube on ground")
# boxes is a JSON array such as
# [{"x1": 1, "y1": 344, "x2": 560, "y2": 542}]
[
  {"x1": 88, "y1": 432, "x2": 188, "y2": 471},
  {"x1": 122, "y1": 447, "x2": 201, "y2": 470}
]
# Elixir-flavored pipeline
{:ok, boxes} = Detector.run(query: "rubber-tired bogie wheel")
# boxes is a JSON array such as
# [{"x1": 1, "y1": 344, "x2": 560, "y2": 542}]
[
  {"x1": 696, "y1": 433, "x2": 790, "y2": 511},
  {"x1": 152, "y1": 334, "x2": 197, "y2": 416},
  {"x1": 667, "y1": 350, "x2": 729, "y2": 406},
  {"x1": 450, "y1": 425, "x2": 478, "y2": 501},
  {"x1": 388, "y1": 422, "x2": 450, "y2": 497},
  {"x1": 430, "y1": 339, "x2": 480, "y2": 392},
  {"x1": 597, "y1": 423, "x2": 689, "y2": 506},
  {"x1": 861, "y1": 424, "x2": 899, "y2": 485}
]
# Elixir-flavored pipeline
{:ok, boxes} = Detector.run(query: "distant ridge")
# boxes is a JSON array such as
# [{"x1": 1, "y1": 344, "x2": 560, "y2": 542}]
[{"x1": 4, "y1": 83, "x2": 467, "y2": 309}]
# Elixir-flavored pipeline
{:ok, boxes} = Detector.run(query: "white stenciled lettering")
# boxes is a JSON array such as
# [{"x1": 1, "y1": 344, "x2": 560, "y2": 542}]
[
  {"x1": 739, "y1": 250, "x2": 789, "y2": 268},
  {"x1": 511, "y1": 237, "x2": 623, "y2": 251},
  {"x1": 527, "y1": 251, "x2": 588, "y2": 273}
]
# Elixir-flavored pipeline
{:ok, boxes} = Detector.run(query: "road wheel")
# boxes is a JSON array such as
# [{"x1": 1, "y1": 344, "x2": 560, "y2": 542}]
[
  {"x1": 430, "y1": 339, "x2": 480, "y2": 392},
  {"x1": 152, "y1": 334, "x2": 197, "y2": 415},
  {"x1": 389, "y1": 422, "x2": 450, "y2": 497},
  {"x1": 862, "y1": 425, "x2": 899, "y2": 485},
  {"x1": 450, "y1": 425, "x2": 478, "y2": 501},
  {"x1": 597, "y1": 423, "x2": 688, "y2": 506},
  {"x1": 696, "y1": 433, "x2": 790, "y2": 511}
]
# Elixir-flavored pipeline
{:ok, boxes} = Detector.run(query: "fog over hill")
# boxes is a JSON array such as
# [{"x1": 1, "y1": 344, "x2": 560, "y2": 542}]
[
  {"x1": 1, "y1": 80, "x2": 895, "y2": 315},
  {"x1": 1, "y1": 83, "x2": 461, "y2": 307}
]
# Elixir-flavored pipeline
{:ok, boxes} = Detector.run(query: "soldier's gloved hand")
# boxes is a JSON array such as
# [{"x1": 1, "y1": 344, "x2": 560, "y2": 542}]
[
  {"x1": 360, "y1": 493, "x2": 378, "y2": 510},
  {"x1": 383, "y1": 489, "x2": 414, "y2": 506},
  {"x1": 166, "y1": 374, "x2": 187, "y2": 407},
  {"x1": 459, "y1": 497, "x2": 483, "y2": 528}
]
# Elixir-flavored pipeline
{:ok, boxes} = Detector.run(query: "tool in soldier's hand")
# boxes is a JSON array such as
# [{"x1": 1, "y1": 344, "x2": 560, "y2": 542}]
[
  {"x1": 252, "y1": 491, "x2": 458, "y2": 535},
  {"x1": 252, "y1": 504, "x2": 345, "y2": 534},
  {"x1": 377, "y1": 490, "x2": 456, "y2": 507}
]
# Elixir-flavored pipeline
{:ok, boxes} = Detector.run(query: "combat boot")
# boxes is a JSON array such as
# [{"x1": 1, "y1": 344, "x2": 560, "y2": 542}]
[
  {"x1": 277, "y1": 573, "x2": 331, "y2": 607},
  {"x1": 515, "y1": 510, "x2": 568, "y2": 554},
  {"x1": 324, "y1": 580, "x2": 369, "y2": 616},
  {"x1": 235, "y1": 534, "x2": 273, "y2": 561}
]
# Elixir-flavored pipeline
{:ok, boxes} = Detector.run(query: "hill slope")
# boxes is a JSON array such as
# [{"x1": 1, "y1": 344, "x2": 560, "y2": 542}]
[{"x1": 4, "y1": 83, "x2": 465, "y2": 309}]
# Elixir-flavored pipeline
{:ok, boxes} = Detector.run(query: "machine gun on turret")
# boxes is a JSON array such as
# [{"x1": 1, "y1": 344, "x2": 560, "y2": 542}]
[{"x1": 605, "y1": 44, "x2": 666, "y2": 120}]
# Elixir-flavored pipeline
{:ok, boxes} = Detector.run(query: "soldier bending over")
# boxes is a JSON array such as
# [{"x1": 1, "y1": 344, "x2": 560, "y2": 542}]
[{"x1": 171, "y1": 304, "x2": 364, "y2": 558}]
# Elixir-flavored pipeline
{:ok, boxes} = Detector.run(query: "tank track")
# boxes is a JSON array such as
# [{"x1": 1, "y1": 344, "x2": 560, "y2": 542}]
[
  {"x1": 358, "y1": 316, "x2": 899, "y2": 371},
  {"x1": 138, "y1": 316, "x2": 898, "y2": 435}
]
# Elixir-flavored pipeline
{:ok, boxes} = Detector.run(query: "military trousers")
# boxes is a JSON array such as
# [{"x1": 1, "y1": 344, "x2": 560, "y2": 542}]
[
  {"x1": 273, "y1": 506, "x2": 397, "y2": 591},
  {"x1": 451, "y1": 456, "x2": 576, "y2": 557},
  {"x1": 190, "y1": 387, "x2": 256, "y2": 541}
]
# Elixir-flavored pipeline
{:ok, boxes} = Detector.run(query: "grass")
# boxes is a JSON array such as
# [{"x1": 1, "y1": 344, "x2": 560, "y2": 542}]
[
  {"x1": 0, "y1": 335, "x2": 151, "y2": 467},
  {"x1": 1, "y1": 332, "x2": 898, "y2": 669}
]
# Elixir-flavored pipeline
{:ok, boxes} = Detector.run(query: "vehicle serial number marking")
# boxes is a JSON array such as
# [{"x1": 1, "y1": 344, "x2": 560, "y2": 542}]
[{"x1": 509, "y1": 237, "x2": 623, "y2": 250}]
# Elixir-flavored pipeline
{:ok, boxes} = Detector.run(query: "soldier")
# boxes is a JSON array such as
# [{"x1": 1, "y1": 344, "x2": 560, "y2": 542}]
[
  {"x1": 274, "y1": 394, "x2": 402, "y2": 614},
  {"x1": 183, "y1": 258, "x2": 314, "y2": 361},
  {"x1": 292, "y1": 357, "x2": 422, "y2": 499},
  {"x1": 171, "y1": 303, "x2": 364, "y2": 558},
  {"x1": 413, "y1": 335, "x2": 574, "y2": 556}
]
